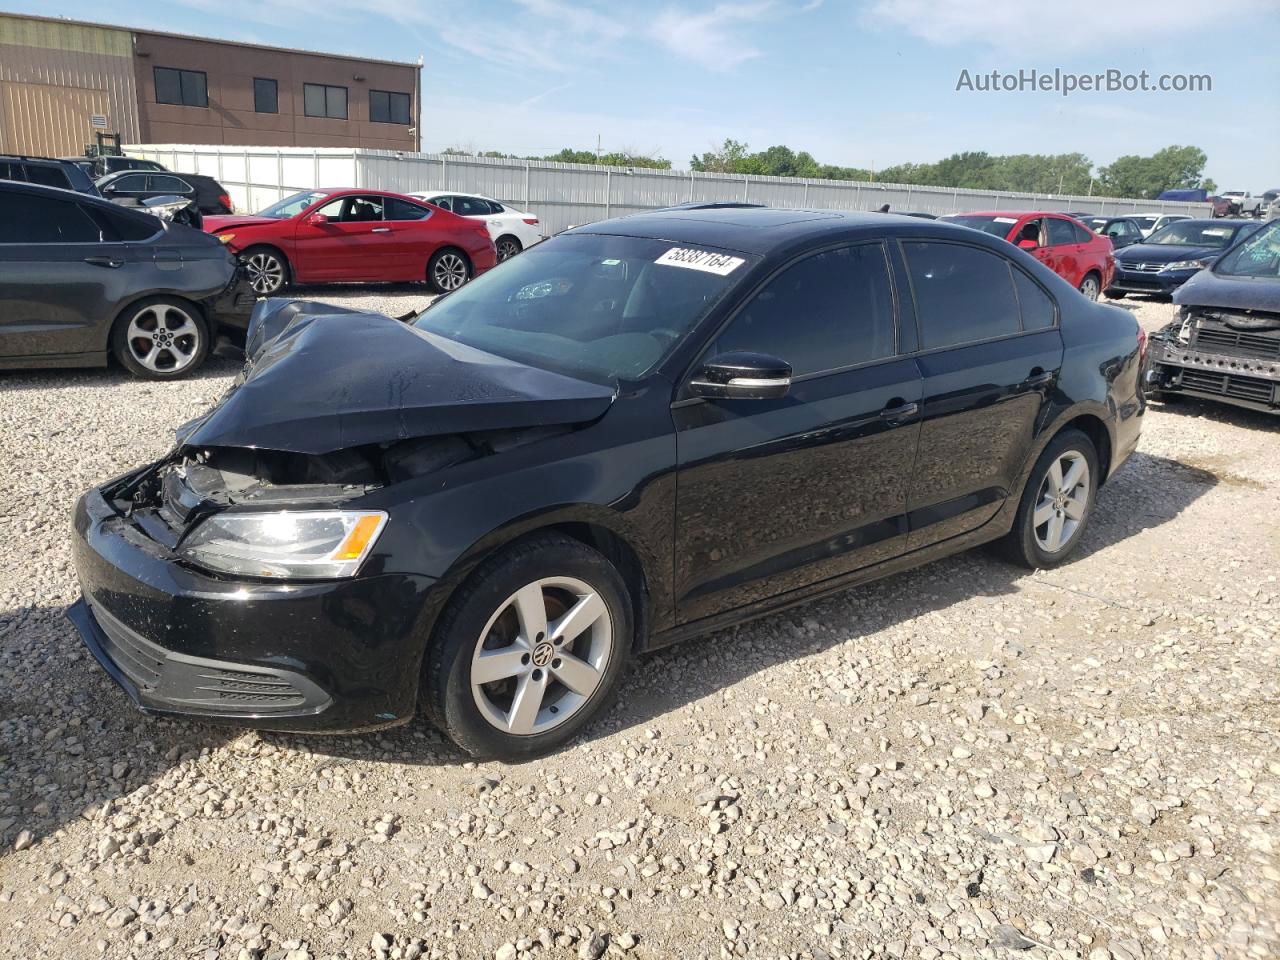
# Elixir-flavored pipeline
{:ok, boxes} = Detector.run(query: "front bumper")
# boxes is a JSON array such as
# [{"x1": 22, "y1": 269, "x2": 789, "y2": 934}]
[
  {"x1": 68, "y1": 485, "x2": 438, "y2": 732},
  {"x1": 1145, "y1": 339, "x2": 1280, "y2": 413},
  {"x1": 1107, "y1": 267, "x2": 1197, "y2": 295}
]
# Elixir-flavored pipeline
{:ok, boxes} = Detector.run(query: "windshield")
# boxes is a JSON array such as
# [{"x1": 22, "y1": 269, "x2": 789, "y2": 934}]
[
  {"x1": 1132, "y1": 215, "x2": 1158, "y2": 230},
  {"x1": 413, "y1": 234, "x2": 754, "y2": 382},
  {"x1": 1143, "y1": 221, "x2": 1239, "y2": 248},
  {"x1": 1213, "y1": 220, "x2": 1280, "y2": 279},
  {"x1": 256, "y1": 190, "x2": 330, "y2": 219},
  {"x1": 942, "y1": 215, "x2": 1019, "y2": 237},
  {"x1": 1083, "y1": 217, "x2": 1107, "y2": 232}
]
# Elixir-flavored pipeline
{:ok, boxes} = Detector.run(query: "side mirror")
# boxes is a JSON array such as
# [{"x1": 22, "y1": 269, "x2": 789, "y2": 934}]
[
  {"x1": 689, "y1": 351, "x2": 792, "y2": 400},
  {"x1": 1017, "y1": 238, "x2": 1039, "y2": 250},
  {"x1": 305, "y1": 213, "x2": 329, "y2": 225}
]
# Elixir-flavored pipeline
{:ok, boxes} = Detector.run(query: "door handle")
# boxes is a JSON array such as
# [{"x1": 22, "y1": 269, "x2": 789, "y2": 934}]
[
  {"x1": 1022, "y1": 369, "x2": 1056, "y2": 387},
  {"x1": 84, "y1": 256, "x2": 124, "y2": 268},
  {"x1": 371, "y1": 227, "x2": 391, "y2": 233},
  {"x1": 879, "y1": 400, "x2": 919, "y2": 421}
]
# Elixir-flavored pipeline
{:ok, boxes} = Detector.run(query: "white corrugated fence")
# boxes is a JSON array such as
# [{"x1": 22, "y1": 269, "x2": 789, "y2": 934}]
[{"x1": 130, "y1": 144, "x2": 1213, "y2": 236}]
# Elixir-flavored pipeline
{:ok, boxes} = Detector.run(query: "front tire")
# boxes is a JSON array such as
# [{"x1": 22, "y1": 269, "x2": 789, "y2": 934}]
[
  {"x1": 998, "y1": 429, "x2": 1099, "y2": 569},
  {"x1": 1104, "y1": 290, "x2": 1126, "y2": 300},
  {"x1": 241, "y1": 246, "x2": 289, "y2": 296},
  {"x1": 111, "y1": 297, "x2": 209, "y2": 380},
  {"x1": 1078, "y1": 273, "x2": 1101, "y2": 301},
  {"x1": 424, "y1": 534, "x2": 632, "y2": 759},
  {"x1": 427, "y1": 248, "x2": 471, "y2": 293}
]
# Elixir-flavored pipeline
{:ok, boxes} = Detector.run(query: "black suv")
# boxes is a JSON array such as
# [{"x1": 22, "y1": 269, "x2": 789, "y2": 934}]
[
  {"x1": 97, "y1": 170, "x2": 234, "y2": 215},
  {"x1": 0, "y1": 155, "x2": 99, "y2": 195}
]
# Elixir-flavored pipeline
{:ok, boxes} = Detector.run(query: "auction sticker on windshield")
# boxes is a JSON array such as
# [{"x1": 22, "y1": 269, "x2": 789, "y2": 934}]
[{"x1": 656, "y1": 247, "x2": 746, "y2": 276}]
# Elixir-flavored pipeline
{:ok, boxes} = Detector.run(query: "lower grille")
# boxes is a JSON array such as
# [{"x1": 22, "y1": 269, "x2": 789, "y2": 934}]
[
  {"x1": 1180, "y1": 369, "x2": 1277, "y2": 404},
  {"x1": 1194, "y1": 327, "x2": 1280, "y2": 359},
  {"x1": 85, "y1": 596, "x2": 323, "y2": 713},
  {"x1": 1115, "y1": 278, "x2": 1165, "y2": 291},
  {"x1": 93, "y1": 602, "x2": 164, "y2": 690}
]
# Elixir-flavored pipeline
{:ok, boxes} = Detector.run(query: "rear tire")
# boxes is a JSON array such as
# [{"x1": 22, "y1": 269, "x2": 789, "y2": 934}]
[
  {"x1": 495, "y1": 235, "x2": 523, "y2": 262},
  {"x1": 427, "y1": 248, "x2": 471, "y2": 293},
  {"x1": 423, "y1": 534, "x2": 633, "y2": 759},
  {"x1": 1078, "y1": 273, "x2": 1101, "y2": 301},
  {"x1": 111, "y1": 297, "x2": 210, "y2": 380},
  {"x1": 997, "y1": 429, "x2": 1099, "y2": 570}
]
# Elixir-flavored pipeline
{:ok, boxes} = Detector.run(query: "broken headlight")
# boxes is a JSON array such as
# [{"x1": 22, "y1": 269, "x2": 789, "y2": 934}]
[{"x1": 182, "y1": 510, "x2": 387, "y2": 579}]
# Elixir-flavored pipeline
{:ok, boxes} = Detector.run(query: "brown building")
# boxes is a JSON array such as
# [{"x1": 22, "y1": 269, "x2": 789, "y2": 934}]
[{"x1": 0, "y1": 12, "x2": 420, "y2": 157}]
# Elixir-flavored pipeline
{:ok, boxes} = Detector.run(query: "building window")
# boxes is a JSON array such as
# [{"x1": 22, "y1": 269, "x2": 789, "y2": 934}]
[
  {"x1": 370, "y1": 89, "x2": 411, "y2": 124},
  {"x1": 303, "y1": 83, "x2": 348, "y2": 119},
  {"x1": 254, "y1": 78, "x2": 278, "y2": 114},
  {"x1": 154, "y1": 67, "x2": 208, "y2": 107}
]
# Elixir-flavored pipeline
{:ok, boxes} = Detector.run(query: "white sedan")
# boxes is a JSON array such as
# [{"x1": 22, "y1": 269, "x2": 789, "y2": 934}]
[
  {"x1": 410, "y1": 192, "x2": 543, "y2": 261},
  {"x1": 1129, "y1": 213, "x2": 1190, "y2": 238}
]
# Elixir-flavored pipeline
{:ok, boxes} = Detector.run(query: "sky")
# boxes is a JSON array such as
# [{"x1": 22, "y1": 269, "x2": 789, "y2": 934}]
[{"x1": 10, "y1": 0, "x2": 1280, "y2": 190}]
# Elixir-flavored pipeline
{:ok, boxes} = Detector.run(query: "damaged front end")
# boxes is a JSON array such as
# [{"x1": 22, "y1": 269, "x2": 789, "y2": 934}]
[
  {"x1": 67, "y1": 298, "x2": 618, "y2": 731},
  {"x1": 1146, "y1": 306, "x2": 1280, "y2": 413}
]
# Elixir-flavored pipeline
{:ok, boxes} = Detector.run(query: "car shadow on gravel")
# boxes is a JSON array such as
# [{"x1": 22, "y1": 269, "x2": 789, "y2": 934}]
[
  {"x1": 0, "y1": 604, "x2": 239, "y2": 856},
  {"x1": 1149, "y1": 396, "x2": 1280, "y2": 431},
  {"x1": 0, "y1": 451, "x2": 1219, "y2": 856}
]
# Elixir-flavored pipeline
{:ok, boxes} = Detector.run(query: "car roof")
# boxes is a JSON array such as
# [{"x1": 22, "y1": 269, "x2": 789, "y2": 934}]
[
  {"x1": 950, "y1": 210, "x2": 1079, "y2": 219},
  {"x1": 572, "y1": 206, "x2": 1007, "y2": 257}
]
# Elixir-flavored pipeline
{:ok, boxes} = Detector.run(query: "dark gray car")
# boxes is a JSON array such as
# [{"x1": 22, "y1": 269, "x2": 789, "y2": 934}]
[{"x1": 0, "y1": 181, "x2": 254, "y2": 379}]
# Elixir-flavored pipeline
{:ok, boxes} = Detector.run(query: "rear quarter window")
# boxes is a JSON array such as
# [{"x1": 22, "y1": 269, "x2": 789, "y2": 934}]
[{"x1": 902, "y1": 241, "x2": 1022, "y2": 349}]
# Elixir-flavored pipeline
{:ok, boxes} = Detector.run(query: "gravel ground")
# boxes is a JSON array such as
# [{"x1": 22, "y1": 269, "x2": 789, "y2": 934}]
[{"x1": 1, "y1": 292, "x2": 1277, "y2": 960}]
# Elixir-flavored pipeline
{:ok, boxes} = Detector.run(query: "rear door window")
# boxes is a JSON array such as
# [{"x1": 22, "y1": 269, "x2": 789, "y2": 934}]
[
  {"x1": 453, "y1": 196, "x2": 489, "y2": 217},
  {"x1": 0, "y1": 193, "x2": 106, "y2": 243},
  {"x1": 147, "y1": 174, "x2": 191, "y2": 194},
  {"x1": 902, "y1": 241, "x2": 1022, "y2": 349},
  {"x1": 386, "y1": 198, "x2": 431, "y2": 221},
  {"x1": 1046, "y1": 218, "x2": 1078, "y2": 246},
  {"x1": 22, "y1": 165, "x2": 73, "y2": 190},
  {"x1": 711, "y1": 243, "x2": 897, "y2": 376}
]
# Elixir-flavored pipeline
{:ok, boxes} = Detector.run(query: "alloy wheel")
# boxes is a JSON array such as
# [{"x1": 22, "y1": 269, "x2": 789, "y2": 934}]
[
  {"x1": 433, "y1": 253, "x2": 468, "y2": 291},
  {"x1": 1079, "y1": 275, "x2": 1100, "y2": 301},
  {"x1": 245, "y1": 252, "x2": 285, "y2": 294},
  {"x1": 1033, "y1": 451, "x2": 1090, "y2": 553},
  {"x1": 126, "y1": 304, "x2": 202, "y2": 374},
  {"x1": 470, "y1": 577, "x2": 613, "y2": 736},
  {"x1": 496, "y1": 238, "x2": 521, "y2": 262}
]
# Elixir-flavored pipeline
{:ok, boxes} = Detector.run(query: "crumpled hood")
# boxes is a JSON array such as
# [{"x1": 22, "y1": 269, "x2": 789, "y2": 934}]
[
  {"x1": 1117, "y1": 242, "x2": 1220, "y2": 266},
  {"x1": 1174, "y1": 269, "x2": 1280, "y2": 312},
  {"x1": 180, "y1": 300, "x2": 616, "y2": 454}
]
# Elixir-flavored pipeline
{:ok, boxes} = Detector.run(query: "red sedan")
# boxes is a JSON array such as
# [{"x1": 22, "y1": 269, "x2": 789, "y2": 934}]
[
  {"x1": 941, "y1": 211, "x2": 1115, "y2": 300},
  {"x1": 204, "y1": 189, "x2": 497, "y2": 295}
]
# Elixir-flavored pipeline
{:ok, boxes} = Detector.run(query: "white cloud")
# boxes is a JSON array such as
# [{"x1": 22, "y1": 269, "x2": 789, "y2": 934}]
[
  {"x1": 863, "y1": 0, "x2": 1272, "y2": 53},
  {"x1": 651, "y1": 2, "x2": 776, "y2": 70}
]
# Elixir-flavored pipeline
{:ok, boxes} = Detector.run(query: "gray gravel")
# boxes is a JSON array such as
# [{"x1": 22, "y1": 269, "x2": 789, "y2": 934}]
[{"x1": 1, "y1": 292, "x2": 1278, "y2": 960}]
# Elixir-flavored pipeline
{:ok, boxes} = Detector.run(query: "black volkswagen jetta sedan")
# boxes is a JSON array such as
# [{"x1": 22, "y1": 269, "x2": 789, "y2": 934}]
[{"x1": 69, "y1": 208, "x2": 1146, "y2": 758}]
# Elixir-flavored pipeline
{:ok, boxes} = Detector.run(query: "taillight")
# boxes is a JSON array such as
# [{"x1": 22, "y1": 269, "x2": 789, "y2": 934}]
[
  {"x1": 522, "y1": 217, "x2": 539, "y2": 226},
  {"x1": 1137, "y1": 325, "x2": 1148, "y2": 365},
  {"x1": 219, "y1": 193, "x2": 233, "y2": 213}
]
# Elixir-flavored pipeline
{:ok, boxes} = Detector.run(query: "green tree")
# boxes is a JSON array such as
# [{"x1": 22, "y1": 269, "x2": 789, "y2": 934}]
[{"x1": 1098, "y1": 145, "x2": 1212, "y2": 198}]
